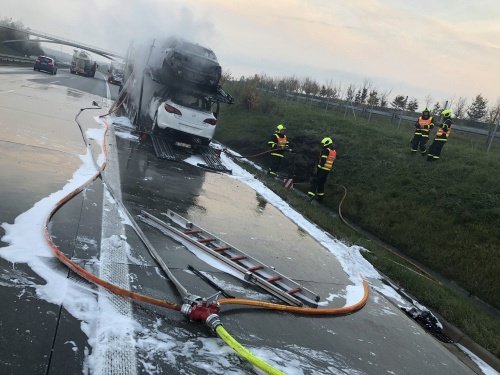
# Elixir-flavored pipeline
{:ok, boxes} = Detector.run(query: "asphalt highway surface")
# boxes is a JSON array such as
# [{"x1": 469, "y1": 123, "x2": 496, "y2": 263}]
[{"x1": 0, "y1": 66, "x2": 484, "y2": 374}]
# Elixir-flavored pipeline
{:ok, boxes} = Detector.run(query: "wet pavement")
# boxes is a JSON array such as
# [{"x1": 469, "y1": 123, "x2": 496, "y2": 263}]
[{"x1": 0, "y1": 67, "x2": 483, "y2": 374}]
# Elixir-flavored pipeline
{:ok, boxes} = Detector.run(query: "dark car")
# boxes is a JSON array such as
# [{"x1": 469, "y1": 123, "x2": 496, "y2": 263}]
[
  {"x1": 34, "y1": 56, "x2": 57, "y2": 75},
  {"x1": 151, "y1": 38, "x2": 221, "y2": 91}
]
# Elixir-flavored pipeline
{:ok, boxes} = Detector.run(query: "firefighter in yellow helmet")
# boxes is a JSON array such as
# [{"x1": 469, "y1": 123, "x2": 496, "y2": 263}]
[
  {"x1": 427, "y1": 109, "x2": 453, "y2": 161},
  {"x1": 410, "y1": 108, "x2": 434, "y2": 154},
  {"x1": 267, "y1": 123, "x2": 289, "y2": 176},
  {"x1": 308, "y1": 137, "x2": 337, "y2": 202}
]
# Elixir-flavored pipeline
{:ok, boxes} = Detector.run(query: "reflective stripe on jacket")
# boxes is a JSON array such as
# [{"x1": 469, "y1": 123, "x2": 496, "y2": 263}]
[
  {"x1": 318, "y1": 148, "x2": 336, "y2": 171},
  {"x1": 269, "y1": 133, "x2": 288, "y2": 157},
  {"x1": 276, "y1": 135, "x2": 288, "y2": 148},
  {"x1": 416, "y1": 117, "x2": 434, "y2": 137},
  {"x1": 435, "y1": 124, "x2": 451, "y2": 141}
]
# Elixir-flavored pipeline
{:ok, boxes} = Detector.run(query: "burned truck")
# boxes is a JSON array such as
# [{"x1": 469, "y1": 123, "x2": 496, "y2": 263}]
[{"x1": 121, "y1": 38, "x2": 232, "y2": 146}]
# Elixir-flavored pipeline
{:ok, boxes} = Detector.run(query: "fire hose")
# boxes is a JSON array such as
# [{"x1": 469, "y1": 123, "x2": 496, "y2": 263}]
[
  {"x1": 42, "y1": 105, "x2": 369, "y2": 374},
  {"x1": 223, "y1": 147, "x2": 284, "y2": 159}
]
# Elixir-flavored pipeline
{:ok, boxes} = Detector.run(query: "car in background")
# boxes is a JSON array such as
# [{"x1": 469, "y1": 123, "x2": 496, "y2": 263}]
[
  {"x1": 107, "y1": 61, "x2": 125, "y2": 85},
  {"x1": 148, "y1": 91, "x2": 217, "y2": 145},
  {"x1": 34, "y1": 56, "x2": 57, "y2": 75},
  {"x1": 150, "y1": 37, "x2": 222, "y2": 91}
]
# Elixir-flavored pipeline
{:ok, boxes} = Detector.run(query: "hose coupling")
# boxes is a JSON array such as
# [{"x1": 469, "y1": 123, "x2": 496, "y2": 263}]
[{"x1": 205, "y1": 314, "x2": 221, "y2": 333}]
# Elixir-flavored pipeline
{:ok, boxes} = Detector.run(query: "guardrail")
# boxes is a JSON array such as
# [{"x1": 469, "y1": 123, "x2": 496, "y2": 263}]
[
  {"x1": 276, "y1": 89, "x2": 500, "y2": 140},
  {"x1": 0, "y1": 54, "x2": 72, "y2": 69},
  {"x1": 0, "y1": 53, "x2": 34, "y2": 64}
]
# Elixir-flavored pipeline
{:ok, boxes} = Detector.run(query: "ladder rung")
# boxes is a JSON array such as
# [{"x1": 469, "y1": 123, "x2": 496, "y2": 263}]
[
  {"x1": 230, "y1": 256, "x2": 246, "y2": 261},
  {"x1": 267, "y1": 276, "x2": 282, "y2": 283},
  {"x1": 184, "y1": 230, "x2": 203, "y2": 235},
  {"x1": 198, "y1": 238, "x2": 216, "y2": 244},
  {"x1": 287, "y1": 288, "x2": 301, "y2": 295},
  {"x1": 213, "y1": 247, "x2": 231, "y2": 252},
  {"x1": 247, "y1": 265, "x2": 264, "y2": 272}
]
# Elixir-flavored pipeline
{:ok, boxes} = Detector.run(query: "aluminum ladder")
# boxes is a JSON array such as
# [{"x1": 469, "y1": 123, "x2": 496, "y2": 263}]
[{"x1": 140, "y1": 209, "x2": 320, "y2": 307}]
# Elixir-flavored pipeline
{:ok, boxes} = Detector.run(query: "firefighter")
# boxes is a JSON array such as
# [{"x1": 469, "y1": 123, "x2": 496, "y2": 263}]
[
  {"x1": 308, "y1": 137, "x2": 337, "y2": 202},
  {"x1": 427, "y1": 109, "x2": 453, "y2": 161},
  {"x1": 267, "y1": 123, "x2": 289, "y2": 176},
  {"x1": 410, "y1": 108, "x2": 434, "y2": 154}
]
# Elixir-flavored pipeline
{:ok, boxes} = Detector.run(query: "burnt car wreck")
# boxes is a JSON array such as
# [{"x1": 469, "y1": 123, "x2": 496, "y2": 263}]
[
  {"x1": 120, "y1": 37, "x2": 232, "y2": 147},
  {"x1": 150, "y1": 37, "x2": 223, "y2": 92}
]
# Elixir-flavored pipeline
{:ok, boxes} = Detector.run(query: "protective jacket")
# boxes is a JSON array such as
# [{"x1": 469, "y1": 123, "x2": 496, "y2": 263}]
[
  {"x1": 415, "y1": 116, "x2": 434, "y2": 138},
  {"x1": 268, "y1": 133, "x2": 289, "y2": 157},
  {"x1": 434, "y1": 119, "x2": 452, "y2": 141},
  {"x1": 308, "y1": 146, "x2": 337, "y2": 201},
  {"x1": 318, "y1": 147, "x2": 336, "y2": 171},
  {"x1": 427, "y1": 118, "x2": 452, "y2": 161}
]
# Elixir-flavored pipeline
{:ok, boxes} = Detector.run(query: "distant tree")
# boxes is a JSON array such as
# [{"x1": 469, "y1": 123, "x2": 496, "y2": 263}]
[
  {"x1": 485, "y1": 100, "x2": 500, "y2": 124},
  {"x1": 354, "y1": 87, "x2": 368, "y2": 105},
  {"x1": 324, "y1": 79, "x2": 338, "y2": 110},
  {"x1": 354, "y1": 80, "x2": 370, "y2": 105},
  {"x1": 453, "y1": 97, "x2": 467, "y2": 119},
  {"x1": 332, "y1": 83, "x2": 342, "y2": 100},
  {"x1": 264, "y1": 76, "x2": 276, "y2": 92},
  {"x1": 276, "y1": 77, "x2": 287, "y2": 96},
  {"x1": 391, "y1": 95, "x2": 407, "y2": 110},
  {"x1": 284, "y1": 75, "x2": 300, "y2": 95},
  {"x1": 0, "y1": 17, "x2": 44, "y2": 56},
  {"x1": 424, "y1": 95, "x2": 433, "y2": 109},
  {"x1": 345, "y1": 84, "x2": 356, "y2": 103},
  {"x1": 379, "y1": 89, "x2": 392, "y2": 108},
  {"x1": 301, "y1": 77, "x2": 319, "y2": 100},
  {"x1": 240, "y1": 83, "x2": 259, "y2": 111},
  {"x1": 431, "y1": 101, "x2": 441, "y2": 116},
  {"x1": 319, "y1": 84, "x2": 327, "y2": 97},
  {"x1": 467, "y1": 94, "x2": 488, "y2": 120},
  {"x1": 367, "y1": 90, "x2": 379, "y2": 107},
  {"x1": 220, "y1": 70, "x2": 233, "y2": 85},
  {"x1": 407, "y1": 98, "x2": 419, "y2": 112}
]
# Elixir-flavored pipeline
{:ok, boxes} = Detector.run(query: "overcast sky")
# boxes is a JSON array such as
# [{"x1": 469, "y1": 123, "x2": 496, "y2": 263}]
[{"x1": 3, "y1": 0, "x2": 500, "y2": 108}]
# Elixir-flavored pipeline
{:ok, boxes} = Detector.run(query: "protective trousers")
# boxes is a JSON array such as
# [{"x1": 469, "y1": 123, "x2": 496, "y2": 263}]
[
  {"x1": 308, "y1": 169, "x2": 329, "y2": 202},
  {"x1": 427, "y1": 140, "x2": 446, "y2": 161},
  {"x1": 410, "y1": 133, "x2": 428, "y2": 154},
  {"x1": 268, "y1": 154, "x2": 283, "y2": 176}
]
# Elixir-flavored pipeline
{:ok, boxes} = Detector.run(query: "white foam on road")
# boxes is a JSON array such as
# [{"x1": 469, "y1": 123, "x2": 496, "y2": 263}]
[{"x1": 1, "y1": 115, "x2": 493, "y2": 374}]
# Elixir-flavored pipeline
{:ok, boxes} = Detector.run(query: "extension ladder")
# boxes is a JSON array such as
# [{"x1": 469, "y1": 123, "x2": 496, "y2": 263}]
[{"x1": 140, "y1": 209, "x2": 320, "y2": 307}]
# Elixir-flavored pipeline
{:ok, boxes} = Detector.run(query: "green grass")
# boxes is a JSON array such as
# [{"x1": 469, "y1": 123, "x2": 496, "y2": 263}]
[{"x1": 215, "y1": 83, "x2": 500, "y2": 357}]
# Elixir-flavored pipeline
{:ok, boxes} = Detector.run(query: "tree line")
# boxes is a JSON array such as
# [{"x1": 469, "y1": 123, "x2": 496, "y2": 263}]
[
  {"x1": 221, "y1": 71, "x2": 499, "y2": 124},
  {"x1": 0, "y1": 18, "x2": 44, "y2": 58}
]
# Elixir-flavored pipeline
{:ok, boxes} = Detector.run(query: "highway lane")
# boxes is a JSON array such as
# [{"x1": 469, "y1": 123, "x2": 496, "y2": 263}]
[{"x1": 0, "y1": 66, "x2": 484, "y2": 374}]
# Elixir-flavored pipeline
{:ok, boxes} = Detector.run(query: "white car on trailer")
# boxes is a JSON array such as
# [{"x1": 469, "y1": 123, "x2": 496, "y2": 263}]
[{"x1": 148, "y1": 91, "x2": 217, "y2": 146}]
